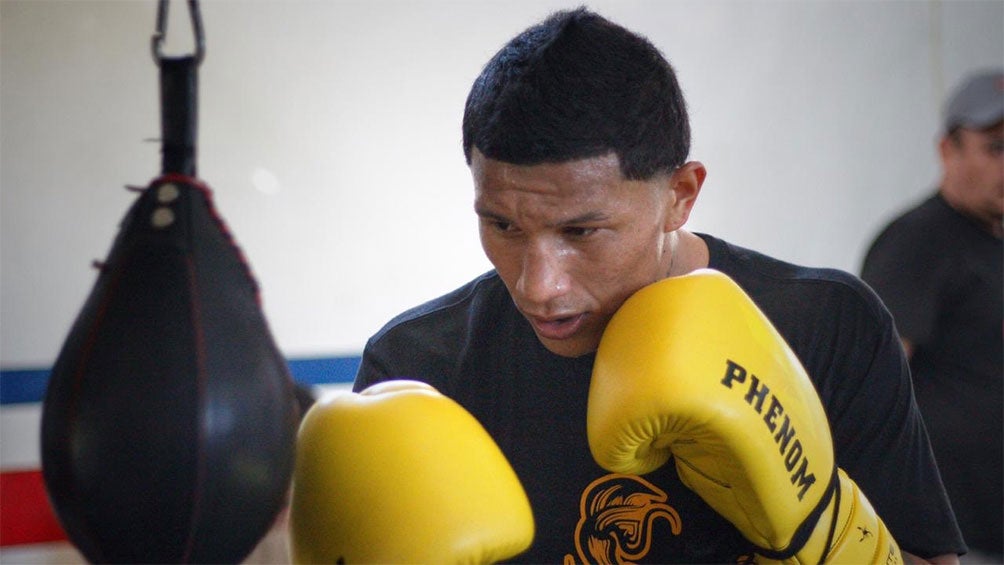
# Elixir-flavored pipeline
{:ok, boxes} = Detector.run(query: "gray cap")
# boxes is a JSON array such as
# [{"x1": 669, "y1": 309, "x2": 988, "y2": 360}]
[{"x1": 944, "y1": 69, "x2": 1004, "y2": 132}]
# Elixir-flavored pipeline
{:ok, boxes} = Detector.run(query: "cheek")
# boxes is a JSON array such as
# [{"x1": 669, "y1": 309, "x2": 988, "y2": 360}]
[
  {"x1": 623, "y1": 224, "x2": 669, "y2": 276},
  {"x1": 585, "y1": 229, "x2": 667, "y2": 306},
  {"x1": 479, "y1": 231, "x2": 503, "y2": 269},
  {"x1": 963, "y1": 162, "x2": 998, "y2": 198},
  {"x1": 479, "y1": 226, "x2": 505, "y2": 259},
  {"x1": 479, "y1": 231, "x2": 521, "y2": 281},
  {"x1": 478, "y1": 228, "x2": 493, "y2": 259}
]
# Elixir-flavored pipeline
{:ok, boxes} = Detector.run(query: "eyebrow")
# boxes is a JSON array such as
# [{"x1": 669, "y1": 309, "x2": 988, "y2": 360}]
[
  {"x1": 555, "y1": 211, "x2": 610, "y2": 226},
  {"x1": 474, "y1": 205, "x2": 610, "y2": 227},
  {"x1": 474, "y1": 205, "x2": 506, "y2": 222}
]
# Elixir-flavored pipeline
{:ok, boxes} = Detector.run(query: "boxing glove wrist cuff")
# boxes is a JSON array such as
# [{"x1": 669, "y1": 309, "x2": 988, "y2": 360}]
[{"x1": 755, "y1": 467, "x2": 838, "y2": 562}]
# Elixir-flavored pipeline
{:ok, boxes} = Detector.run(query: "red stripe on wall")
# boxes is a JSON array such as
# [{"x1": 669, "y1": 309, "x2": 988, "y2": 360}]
[{"x1": 0, "y1": 470, "x2": 66, "y2": 546}]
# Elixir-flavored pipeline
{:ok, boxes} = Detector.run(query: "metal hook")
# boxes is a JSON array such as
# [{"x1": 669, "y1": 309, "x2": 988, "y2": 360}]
[{"x1": 151, "y1": 0, "x2": 205, "y2": 64}]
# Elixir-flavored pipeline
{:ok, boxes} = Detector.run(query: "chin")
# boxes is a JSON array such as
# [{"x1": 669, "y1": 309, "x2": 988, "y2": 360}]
[{"x1": 539, "y1": 337, "x2": 598, "y2": 359}]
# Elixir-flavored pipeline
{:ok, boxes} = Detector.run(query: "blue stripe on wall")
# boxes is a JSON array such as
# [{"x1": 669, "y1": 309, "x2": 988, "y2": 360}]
[
  {"x1": 0, "y1": 356, "x2": 361, "y2": 406},
  {"x1": 0, "y1": 369, "x2": 51, "y2": 406},
  {"x1": 288, "y1": 356, "x2": 361, "y2": 386}
]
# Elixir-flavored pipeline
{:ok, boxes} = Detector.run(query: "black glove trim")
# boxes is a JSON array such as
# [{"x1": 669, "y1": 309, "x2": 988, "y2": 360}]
[{"x1": 755, "y1": 466, "x2": 839, "y2": 562}]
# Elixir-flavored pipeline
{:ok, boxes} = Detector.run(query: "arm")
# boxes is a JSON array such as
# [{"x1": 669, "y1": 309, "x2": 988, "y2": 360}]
[
  {"x1": 861, "y1": 215, "x2": 941, "y2": 364},
  {"x1": 900, "y1": 337, "x2": 915, "y2": 360},
  {"x1": 588, "y1": 270, "x2": 902, "y2": 563},
  {"x1": 817, "y1": 281, "x2": 964, "y2": 559},
  {"x1": 352, "y1": 339, "x2": 387, "y2": 392}
]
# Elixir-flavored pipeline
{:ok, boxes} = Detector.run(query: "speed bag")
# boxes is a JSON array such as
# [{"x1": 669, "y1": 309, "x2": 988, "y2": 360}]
[{"x1": 40, "y1": 174, "x2": 300, "y2": 563}]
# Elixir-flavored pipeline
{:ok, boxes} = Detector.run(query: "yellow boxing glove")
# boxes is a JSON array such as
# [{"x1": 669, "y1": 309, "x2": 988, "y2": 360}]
[
  {"x1": 289, "y1": 380, "x2": 534, "y2": 564},
  {"x1": 588, "y1": 269, "x2": 901, "y2": 564}
]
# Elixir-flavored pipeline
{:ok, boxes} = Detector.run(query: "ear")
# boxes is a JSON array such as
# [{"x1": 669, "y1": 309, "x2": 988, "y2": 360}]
[
  {"x1": 938, "y1": 135, "x2": 951, "y2": 163},
  {"x1": 938, "y1": 134, "x2": 959, "y2": 168},
  {"x1": 663, "y1": 161, "x2": 706, "y2": 232}
]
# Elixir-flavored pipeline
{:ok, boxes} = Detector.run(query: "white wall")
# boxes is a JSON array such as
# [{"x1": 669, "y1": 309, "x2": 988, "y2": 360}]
[{"x1": 3, "y1": 0, "x2": 1003, "y2": 368}]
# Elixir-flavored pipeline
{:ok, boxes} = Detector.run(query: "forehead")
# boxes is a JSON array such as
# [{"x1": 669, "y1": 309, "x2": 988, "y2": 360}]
[
  {"x1": 471, "y1": 150, "x2": 626, "y2": 202},
  {"x1": 962, "y1": 122, "x2": 1004, "y2": 139},
  {"x1": 956, "y1": 124, "x2": 1004, "y2": 152}
]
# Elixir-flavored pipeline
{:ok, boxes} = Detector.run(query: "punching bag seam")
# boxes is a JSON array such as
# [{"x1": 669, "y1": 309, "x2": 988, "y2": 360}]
[
  {"x1": 62, "y1": 257, "x2": 129, "y2": 565},
  {"x1": 159, "y1": 174, "x2": 262, "y2": 308},
  {"x1": 180, "y1": 236, "x2": 209, "y2": 564}
]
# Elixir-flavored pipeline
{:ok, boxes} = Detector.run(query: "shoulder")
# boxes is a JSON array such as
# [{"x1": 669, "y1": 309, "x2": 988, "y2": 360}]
[
  {"x1": 865, "y1": 194, "x2": 955, "y2": 258},
  {"x1": 356, "y1": 271, "x2": 512, "y2": 391},
  {"x1": 699, "y1": 233, "x2": 898, "y2": 393},
  {"x1": 880, "y1": 193, "x2": 950, "y2": 229},
  {"x1": 860, "y1": 194, "x2": 966, "y2": 320},
  {"x1": 700, "y1": 233, "x2": 888, "y2": 328},
  {"x1": 368, "y1": 271, "x2": 506, "y2": 345},
  {"x1": 699, "y1": 234, "x2": 963, "y2": 554}
]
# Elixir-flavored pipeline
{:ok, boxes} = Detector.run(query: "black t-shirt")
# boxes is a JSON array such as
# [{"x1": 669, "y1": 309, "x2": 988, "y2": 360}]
[
  {"x1": 356, "y1": 233, "x2": 965, "y2": 562},
  {"x1": 862, "y1": 193, "x2": 1003, "y2": 555}
]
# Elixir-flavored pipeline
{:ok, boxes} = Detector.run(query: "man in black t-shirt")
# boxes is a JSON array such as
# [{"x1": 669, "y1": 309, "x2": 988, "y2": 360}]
[
  {"x1": 863, "y1": 70, "x2": 1003, "y2": 563},
  {"x1": 348, "y1": 9, "x2": 965, "y2": 563}
]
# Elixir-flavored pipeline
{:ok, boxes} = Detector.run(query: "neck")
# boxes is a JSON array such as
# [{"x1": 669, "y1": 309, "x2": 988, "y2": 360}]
[
  {"x1": 665, "y1": 230, "x2": 710, "y2": 277},
  {"x1": 939, "y1": 187, "x2": 1004, "y2": 239},
  {"x1": 991, "y1": 221, "x2": 1004, "y2": 239}
]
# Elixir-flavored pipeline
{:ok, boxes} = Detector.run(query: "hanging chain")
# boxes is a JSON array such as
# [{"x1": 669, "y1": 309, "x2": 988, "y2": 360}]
[{"x1": 151, "y1": 0, "x2": 205, "y2": 64}]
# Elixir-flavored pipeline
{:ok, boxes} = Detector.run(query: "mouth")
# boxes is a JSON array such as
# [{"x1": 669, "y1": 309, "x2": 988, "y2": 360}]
[{"x1": 526, "y1": 313, "x2": 587, "y2": 341}]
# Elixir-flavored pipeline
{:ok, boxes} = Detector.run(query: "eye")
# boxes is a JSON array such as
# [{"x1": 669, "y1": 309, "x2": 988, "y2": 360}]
[
  {"x1": 562, "y1": 226, "x2": 598, "y2": 238},
  {"x1": 988, "y1": 139, "x2": 1004, "y2": 156},
  {"x1": 482, "y1": 218, "x2": 516, "y2": 234}
]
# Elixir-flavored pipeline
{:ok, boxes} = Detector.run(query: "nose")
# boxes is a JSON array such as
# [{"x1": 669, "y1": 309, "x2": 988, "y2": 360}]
[{"x1": 515, "y1": 240, "x2": 571, "y2": 308}]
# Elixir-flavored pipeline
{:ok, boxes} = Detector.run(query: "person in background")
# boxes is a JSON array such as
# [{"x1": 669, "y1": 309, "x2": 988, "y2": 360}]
[{"x1": 862, "y1": 69, "x2": 1003, "y2": 563}]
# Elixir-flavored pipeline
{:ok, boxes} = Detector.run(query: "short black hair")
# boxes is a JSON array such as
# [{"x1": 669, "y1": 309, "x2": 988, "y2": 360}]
[{"x1": 462, "y1": 8, "x2": 690, "y2": 180}]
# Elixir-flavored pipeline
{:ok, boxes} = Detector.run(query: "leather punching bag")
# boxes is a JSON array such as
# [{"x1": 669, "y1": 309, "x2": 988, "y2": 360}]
[{"x1": 40, "y1": 3, "x2": 300, "y2": 562}]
